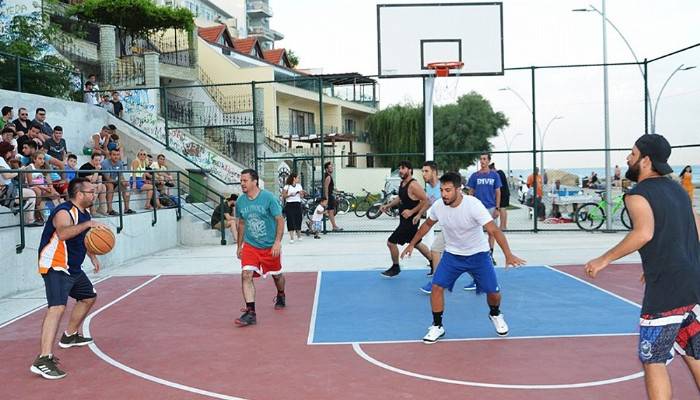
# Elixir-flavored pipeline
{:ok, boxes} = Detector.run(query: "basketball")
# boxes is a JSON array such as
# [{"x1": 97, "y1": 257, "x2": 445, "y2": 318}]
[{"x1": 84, "y1": 227, "x2": 116, "y2": 255}]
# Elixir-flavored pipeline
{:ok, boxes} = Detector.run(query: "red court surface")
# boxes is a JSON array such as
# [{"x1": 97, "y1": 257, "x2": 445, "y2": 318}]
[{"x1": 3, "y1": 264, "x2": 699, "y2": 399}]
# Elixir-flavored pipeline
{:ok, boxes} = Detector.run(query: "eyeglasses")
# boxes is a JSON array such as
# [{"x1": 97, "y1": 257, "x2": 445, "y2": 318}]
[
  {"x1": 79, "y1": 191, "x2": 96, "y2": 195},
  {"x1": 37, "y1": 113, "x2": 45, "y2": 116},
  {"x1": 20, "y1": 113, "x2": 27, "y2": 116}
]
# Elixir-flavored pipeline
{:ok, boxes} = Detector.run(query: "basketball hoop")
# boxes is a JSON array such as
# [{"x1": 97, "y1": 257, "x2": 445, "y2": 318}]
[{"x1": 427, "y1": 61, "x2": 464, "y2": 77}]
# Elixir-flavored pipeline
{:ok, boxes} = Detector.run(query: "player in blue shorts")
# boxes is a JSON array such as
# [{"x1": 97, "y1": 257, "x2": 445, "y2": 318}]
[
  {"x1": 401, "y1": 172, "x2": 525, "y2": 343},
  {"x1": 31, "y1": 177, "x2": 108, "y2": 379}
]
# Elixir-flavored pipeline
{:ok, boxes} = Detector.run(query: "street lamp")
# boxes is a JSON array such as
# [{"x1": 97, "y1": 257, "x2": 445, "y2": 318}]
[
  {"x1": 540, "y1": 116, "x2": 563, "y2": 179},
  {"x1": 652, "y1": 64, "x2": 696, "y2": 133},
  {"x1": 502, "y1": 131, "x2": 524, "y2": 186}
]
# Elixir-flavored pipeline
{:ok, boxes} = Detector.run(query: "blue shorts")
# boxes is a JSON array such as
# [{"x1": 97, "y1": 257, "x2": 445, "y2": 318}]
[
  {"x1": 43, "y1": 269, "x2": 96, "y2": 307},
  {"x1": 432, "y1": 251, "x2": 500, "y2": 293},
  {"x1": 638, "y1": 304, "x2": 700, "y2": 364},
  {"x1": 129, "y1": 177, "x2": 145, "y2": 190}
]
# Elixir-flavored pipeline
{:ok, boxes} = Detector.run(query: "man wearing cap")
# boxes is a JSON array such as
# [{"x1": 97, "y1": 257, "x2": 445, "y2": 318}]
[
  {"x1": 584, "y1": 134, "x2": 700, "y2": 399},
  {"x1": 211, "y1": 193, "x2": 238, "y2": 243}
]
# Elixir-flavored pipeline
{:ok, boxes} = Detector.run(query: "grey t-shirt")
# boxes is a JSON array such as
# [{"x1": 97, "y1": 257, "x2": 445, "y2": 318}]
[{"x1": 101, "y1": 158, "x2": 126, "y2": 181}]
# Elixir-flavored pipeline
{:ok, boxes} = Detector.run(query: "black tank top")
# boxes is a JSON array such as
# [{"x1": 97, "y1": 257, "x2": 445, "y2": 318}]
[
  {"x1": 398, "y1": 178, "x2": 419, "y2": 217},
  {"x1": 325, "y1": 172, "x2": 334, "y2": 196},
  {"x1": 628, "y1": 177, "x2": 700, "y2": 314}
]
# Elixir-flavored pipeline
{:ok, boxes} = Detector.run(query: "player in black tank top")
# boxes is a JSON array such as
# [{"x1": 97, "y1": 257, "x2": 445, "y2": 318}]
[
  {"x1": 323, "y1": 162, "x2": 342, "y2": 231},
  {"x1": 583, "y1": 134, "x2": 700, "y2": 397},
  {"x1": 380, "y1": 161, "x2": 433, "y2": 278}
]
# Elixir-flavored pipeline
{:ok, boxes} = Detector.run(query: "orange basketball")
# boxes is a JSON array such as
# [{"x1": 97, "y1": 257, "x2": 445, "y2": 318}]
[{"x1": 84, "y1": 227, "x2": 116, "y2": 255}]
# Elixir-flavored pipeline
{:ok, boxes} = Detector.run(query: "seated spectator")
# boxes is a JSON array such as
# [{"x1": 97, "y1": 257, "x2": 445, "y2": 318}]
[
  {"x1": 32, "y1": 108, "x2": 53, "y2": 137},
  {"x1": 84, "y1": 81, "x2": 98, "y2": 105},
  {"x1": 1, "y1": 127, "x2": 16, "y2": 149},
  {"x1": 151, "y1": 153, "x2": 174, "y2": 193},
  {"x1": 110, "y1": 91, "x2": 124, "y2": 118},
  {"x1": 78, "y1": 153, "x2": 107, "y2": 215},
  {"x1": 211, "y1": 194, "x2": 237, "y2": 243},
  {"x1": 1, "y1": 106, "x2": 13, "y2": 130},
  {"x1": 25, "y1": 151, "x2": 61, "y2": 218},
  {"x1": 107, "y1": 132, "x2": 124, "y2": 159},
  {"x1": 64, "y1": 153, "x2": 78, "y2": 182},
  {"x1": 100, "y1": 94, "x2": 114, "y2": 114},
  {"x1": 101, "y1": 148, "x2": 133, "y2": 215},
  {"x1": 18, "y1": 141, "x2": 63, "y2": 170},
  {"x1": 17, "y1": 122, "x2": 46, "y2": 149},
  {"x1": 43, "y1": 126, "x2": 67, "y2": 161},
  {"x1": 130, "y1": 149, "x2": 161, "y2": 210},
  {"x1": 0, "y1": 142, "x2": 40, "y2": 226},
  {"x1": 83, "y1": 125, "x2": 111, "y2": 155},
  {"x1": 12, "y1": 107, "x2": 31, "y2": 135}
]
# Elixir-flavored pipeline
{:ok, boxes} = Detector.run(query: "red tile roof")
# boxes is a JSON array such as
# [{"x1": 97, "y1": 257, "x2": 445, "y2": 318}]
[
  {"x1": 198, "y1": 25, "x2": 226, "y2": 44},
  {"x1": 233, "y1": 37, "x2": 259, "y2": 56},
  {"x1": 263, "y1": 48, "x2": 286, "y2": 65}
]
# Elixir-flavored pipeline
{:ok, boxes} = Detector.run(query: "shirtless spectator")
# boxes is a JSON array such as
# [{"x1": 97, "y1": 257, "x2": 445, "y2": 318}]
[{"x1": 83, "y1": 126, "x2": 111, "y2": 156}]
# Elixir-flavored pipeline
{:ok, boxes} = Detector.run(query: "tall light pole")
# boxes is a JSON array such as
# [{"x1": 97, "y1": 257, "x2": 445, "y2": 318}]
[
  {"x1": 652, "y1": 64, "x2": 696, "y2": 133},
  {"x1": 502, "y1": 131, "x2": 524, "y2": 186},
  {"x1": 540, "y1": 116, "x2": 563, "y2": 179},
  {"x1": 573, "y1": 4, "x2": 651, "y2": 133}
]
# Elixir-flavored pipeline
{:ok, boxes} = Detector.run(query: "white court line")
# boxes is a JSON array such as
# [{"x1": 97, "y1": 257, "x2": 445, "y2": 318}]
[
  {"x1": 0, "y1": 275, "x2": 112, "y2": 329},
  {"x1": 82, "y1": 275, "x2": 249, "y2": 400},
  {"x1": 352, "y1": 343, "x2": 644, "y2": 390},
  {"x1": 543, "y1": 265, "x2": 642, "y2": 308},
  {"x1": 309, "y1": 332, "x2": 638, "y2": 346},
  {"x1": 306, "y1": 271, "x2": 322, "y2": 345}
]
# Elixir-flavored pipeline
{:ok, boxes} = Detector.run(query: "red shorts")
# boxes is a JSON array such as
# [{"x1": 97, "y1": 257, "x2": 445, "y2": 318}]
[
  {"x1": 240, "y1": 243, "x2": 282, "y2": 278},
  {"x1": 53, "y1": 181, "x2": 69, "y2": 194}
]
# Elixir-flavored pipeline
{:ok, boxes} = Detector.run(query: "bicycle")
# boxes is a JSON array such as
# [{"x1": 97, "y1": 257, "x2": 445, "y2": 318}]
[
  {"x1": 366, "y1": 189, "x2": 399, "y2": 219},
  {"x1": 575, "y1": 191, "x2": 632, "y2": 231},
  {"x1": 334, "y1": 190, "x2": 354, "y2": 215},
  {"x1": 353, "y1": 188, "x2": 378, "y2": 218}
]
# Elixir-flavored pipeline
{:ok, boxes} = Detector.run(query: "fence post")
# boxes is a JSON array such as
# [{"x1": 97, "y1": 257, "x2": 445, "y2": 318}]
[
  {"x1": 252, "y1": 81, "x2": 259, "y2": 172},
  {"x1": 176, "y1": 172, "x2": 182, "y2": 220},
  {"x1": 16, "y1": 171, "x2": 25, "y2": 254},
  {"x1": 162, "y1": 87, "x2": 170, "y2": 149},
  {"x1": 643, "y1": 58, "x2": 649, "y2": 135},
  {"x1": 219, "y1": 195, "x2": 227, "y2": 246},
  {"x1": 116, "y1": 172, "x2": 124, "y2": 233},
  {"x1": 151, "y1": 183, "x2": 157, "y2": 226},
  {"x1": 16, "y1": 55, "x2": 21, "y2": 92},
  {"x1": 531, "y1": 66, "x2": 539, "y2": 233},
  {"x1": 318, "y1": 77, "x2": 326, "y2": 234}
]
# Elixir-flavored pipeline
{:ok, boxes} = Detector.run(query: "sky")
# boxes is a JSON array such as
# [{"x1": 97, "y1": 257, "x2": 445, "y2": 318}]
[{"x1": 221, "y1": 1, "x2": 700, "y2": 170}]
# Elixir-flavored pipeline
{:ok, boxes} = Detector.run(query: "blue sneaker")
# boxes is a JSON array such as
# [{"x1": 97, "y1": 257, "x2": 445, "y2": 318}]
[
  {"x1": 463, "y1": 281, "x2": 477, "y2": 291},
  {"x1": 420, "y1": 281, "x2": 432, "y2": 294}
]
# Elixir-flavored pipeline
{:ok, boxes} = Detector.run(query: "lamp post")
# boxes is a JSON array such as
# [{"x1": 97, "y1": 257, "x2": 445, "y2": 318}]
[
  {"x1": 540, "y1": 116, "x2": 563, "y2": 179},
  {"x1": 503, "y1": 131, "x2": 523, "y2": 187},
  {"x1": 651, "y1": 64, "x2": 696, "y2": 133}
]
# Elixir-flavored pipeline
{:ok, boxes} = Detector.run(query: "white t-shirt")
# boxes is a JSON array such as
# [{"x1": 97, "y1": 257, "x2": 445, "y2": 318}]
[
  {"x1": 428, "y1": 195, "x2": 492, "y2": 256},
  {"x1": 312, "y1": 204, "x2": 325, "y2": 222},
  {"x1": 0, "y1": 157, "x2": 13, "y2": 185},
  {"x1": 284, "y1": 183, "x2": 303, "y2": 203}
]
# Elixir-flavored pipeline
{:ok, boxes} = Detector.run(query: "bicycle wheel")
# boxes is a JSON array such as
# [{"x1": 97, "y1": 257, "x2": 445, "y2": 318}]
[
  {"x1": 575, "y1": 203, "x2": 606, "y2": 231},
  {"x1": 620, "y1": 206, "x2": 632, "y2": 229},
  {"x1": 336, "y1": 196, "x2": 350, "y2": 215},
  {"x1": 366, "y1": 204, "x2": 382, "y2": 219},
  {"x1": 354, "y1": 200, "x2": 370, "y2": 217}
]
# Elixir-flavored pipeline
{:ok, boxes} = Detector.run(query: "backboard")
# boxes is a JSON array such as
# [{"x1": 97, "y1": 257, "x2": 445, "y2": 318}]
[{"x1": 377, "y1": 2, "x2": 504, "y2": 78}]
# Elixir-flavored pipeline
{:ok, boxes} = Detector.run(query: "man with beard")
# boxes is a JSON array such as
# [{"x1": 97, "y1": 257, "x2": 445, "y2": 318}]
[
  {"x1": 31, "y1": 178, "x2": 109, "y2": 379},
  {"x1": 584, "y1": 134, "x2": 700, "y2": 399},
  {"x1": 380, "y1": 160, "x2": 431, "y2": 278},
  {"x1": 235, "y1": 169, "x2": 286, "y2": 326},
  {"x1": 402, "y1": 172, "x2": 525, "y2": 343}
]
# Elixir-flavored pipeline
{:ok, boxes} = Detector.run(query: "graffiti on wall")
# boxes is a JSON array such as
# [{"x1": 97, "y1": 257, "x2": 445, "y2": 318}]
[{"x1": 120, "y1": 89, "x2": 241, "y2": 183}]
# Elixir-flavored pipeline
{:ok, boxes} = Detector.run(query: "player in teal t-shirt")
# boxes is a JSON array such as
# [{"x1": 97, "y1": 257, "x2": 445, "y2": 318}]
[{"x1": 234, "y1": 169, "x2": 285, "y2": 327}]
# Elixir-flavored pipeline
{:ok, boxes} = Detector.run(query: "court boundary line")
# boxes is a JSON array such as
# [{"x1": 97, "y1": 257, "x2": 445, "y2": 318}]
[
  {"x1": 0, "y1": 275, "x2": 112, "y2": 329},
  {"x1": 544, "y1": 265, "x2": 642, "y2": 308},
  {"x1": 82, "y1": 275, "x2": 250, "y2": 400},
  {"x1": 306, "y1": 271, "x2": 322, "y2": 345},
  {"x1": 352, "y1": 343, "x2": 644, "y2": 389}
]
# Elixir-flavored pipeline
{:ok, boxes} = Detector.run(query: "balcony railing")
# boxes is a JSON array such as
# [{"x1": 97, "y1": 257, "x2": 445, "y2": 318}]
[
  {"x1": 130, "y1": 30, "x2": 194, "y2": 67},
  {"x1": 247, "y1": 0, "x2": 273, "y2": 16}
]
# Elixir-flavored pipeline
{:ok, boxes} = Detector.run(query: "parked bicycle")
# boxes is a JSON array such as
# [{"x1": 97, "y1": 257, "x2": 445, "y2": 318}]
[
  {"x1": 334, "y1": 190, "x2": 354, "y2": 215},
  {"x1": 366, "y1": 189, "x2": 399, "y2": 219},
  {"x1": 354, "y1": 188, "x2": 378, "y2": 218},
  {"x1": 575, "y1": 190, "x2": 631, "y2": 231}
]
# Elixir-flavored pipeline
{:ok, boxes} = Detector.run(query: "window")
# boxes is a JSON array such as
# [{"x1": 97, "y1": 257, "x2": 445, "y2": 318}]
[
  {"x1": 344, "y1": 118, "x2": 356, "y2": 134},
  {"x1": 289, "y1": 109, "x2": 315, "y2": 137},
  {"x1": 366, "y1": 154, "x2": 374, "y2": 168},
  {"x1": 347, "y1": 152, "x2": 357, "y2": 168}
]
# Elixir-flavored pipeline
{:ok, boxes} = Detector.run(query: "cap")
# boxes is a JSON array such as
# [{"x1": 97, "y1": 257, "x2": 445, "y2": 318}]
[
  {"x1": 227, "y1": 193, "x2": 239, "y2": 201},
  {"x1": 0, "y1": 141, "x2": 15, "y2": 155},
  {"x1": 634, "y1": 134, "x2": 673, "y2": 175}
]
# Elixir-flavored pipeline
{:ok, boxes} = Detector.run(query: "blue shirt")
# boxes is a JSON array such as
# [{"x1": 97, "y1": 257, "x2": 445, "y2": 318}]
[
  {"x1": 101, "y1": 158, "x2": 126, "y2": 181},
  {"x1": 467, "y1": 170, "x2": 502, "y2": 209},
  {"x1": 426, "y1": 181, "x2": 441, "y2": 206},
  {"x1": 21, "y1": 154, "x2": 61, "y2": 181},
  {"x1": 236, "y1": 190, "x2": 282, "y2": 249},
  {"x1": 64, "y1": 165, "x2": 76, "y2": 181}
]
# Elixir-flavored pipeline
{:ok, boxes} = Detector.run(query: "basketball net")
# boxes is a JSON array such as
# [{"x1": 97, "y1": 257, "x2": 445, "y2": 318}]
[{"x1": 427, "y1": 62, "x2": 463, "y2": 106}]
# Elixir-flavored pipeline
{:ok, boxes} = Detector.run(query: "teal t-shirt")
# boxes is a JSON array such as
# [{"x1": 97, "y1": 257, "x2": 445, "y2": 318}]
[
  {"x1": 235, "y1": 189, "x2": 282, "y2": 248},
  {"x1": 426, "y1": 181, "x2": 441, "y2": 206}
]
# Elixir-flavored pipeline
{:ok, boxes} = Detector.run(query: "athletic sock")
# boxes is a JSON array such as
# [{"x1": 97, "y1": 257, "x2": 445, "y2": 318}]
[
  {"x1": 489, "y1": 305, "x2": 500, "y2": 316},
  {"x1": 65, "y1": 331, "x2": 77, "y2": 337},
  {"x1": 432, "y1": 311, "x2": 443, "y2": 327},
  {"x1": 490, "y1": 248, "x2": 494, "y2": 254},
  {"x1": 277, "y1": 291, "x2": 285, "y2": 297},
  {"x1": 246, "y1": 302, "x2": 256, "y2": 312}
]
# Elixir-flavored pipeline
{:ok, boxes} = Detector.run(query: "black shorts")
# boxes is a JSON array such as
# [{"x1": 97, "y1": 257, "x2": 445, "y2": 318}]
[
  {"x1": 388, "y1": 219, "x2": 421, "y2": 245},
  {"x1": 500, "y1": 192, "x2": 510, "y2": 207},
  {"x1": 326, "y1": 194, "x2": 337, "y2": 211},
  {"x1": 43, "y1": 269, "x2": 96, "y2": 307}
]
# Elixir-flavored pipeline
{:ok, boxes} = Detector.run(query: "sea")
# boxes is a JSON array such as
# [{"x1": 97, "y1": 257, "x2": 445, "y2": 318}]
[{"x1": 509, "y1": 165, "x2": 699, "y2": 184}]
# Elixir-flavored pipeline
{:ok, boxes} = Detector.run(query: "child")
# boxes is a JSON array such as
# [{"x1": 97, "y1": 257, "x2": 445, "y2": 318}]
[
  {"x1": 64, "y1": 154, "x2": 78, "y2": 182},
  {"x1": 309, "y1": 197, "x2": 327, "y2": 239}
]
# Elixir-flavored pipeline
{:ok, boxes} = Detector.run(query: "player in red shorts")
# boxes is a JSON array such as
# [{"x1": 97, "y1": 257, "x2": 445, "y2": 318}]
[{"x1": 235, "y1": 169, "x2": 286, "y2": 326}]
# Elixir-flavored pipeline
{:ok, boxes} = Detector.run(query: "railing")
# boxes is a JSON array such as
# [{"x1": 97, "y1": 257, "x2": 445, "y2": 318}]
[
  {"x1": 247, "y1": 0, "x2": 273, "y2": 16},
  {"x1": 197, "y1": 67, "x2": 254, "y2": 113},
  {"x1": 166, "y1": 98, "x2": 254, "y2": 128},
  {"x1": 0, "y1": 168, "x2": 237, "y2": 252},
  {"x1": 102, "y1": 56, "x2": 146, "y2": 88},
  {"x1": 0, "y1": 50, "x2": 83, "y2": 100},
  {"x1": 136, "y1": 30, "x2": 195, "y2": 68},
  {"x1": 275, "y1": 119, "x2": 340, "y2": 138}
]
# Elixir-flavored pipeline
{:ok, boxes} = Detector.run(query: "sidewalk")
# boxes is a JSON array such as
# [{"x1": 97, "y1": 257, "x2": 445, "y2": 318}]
[{"x1": 0, "y1": 230, "x2": 639, "y2": 325}]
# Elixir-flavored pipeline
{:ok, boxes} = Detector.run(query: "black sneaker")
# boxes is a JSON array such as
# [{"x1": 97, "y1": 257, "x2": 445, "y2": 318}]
[
  {"x1": 381, "y1": 265, "x2": 401, "y2": 278},
  {"x1": 235, "y1": 310, "x2": 257, "y2": 326},
  {"x1": 30, "y1": 355, "x2": 66, "y2": 380},
  {"x1": 274, "y1": 295, "x2": 286, "y2": 310},
  {"x1": 58, "y1": 332, "x2": 93, "y2": 348}
]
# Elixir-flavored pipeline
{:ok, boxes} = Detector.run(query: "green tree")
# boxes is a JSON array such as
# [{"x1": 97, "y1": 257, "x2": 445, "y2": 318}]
[
  {"x1": 366, "y1": 92, "x2": 508, "y2": 170},
  {"x1": 69, "y1": 0, "x2": 194, "y2": 55},
  {"x1": 286, "y1": 49, "x2": 299, "y2": 68},
  {"x1": 0, "y1": 10, "x2": 77, "y2": 99}
]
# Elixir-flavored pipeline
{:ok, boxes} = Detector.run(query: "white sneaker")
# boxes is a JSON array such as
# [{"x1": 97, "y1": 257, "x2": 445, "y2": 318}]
[
  {"x1": 422, "y1": 325, "x2": 445, "y2": 344},
  {"x1": 297, "y1": 236, "x2": 302, "y2": 241},
  {"x1": 289, "y1": 239, "x2": 294, "y2": 244},
  {"x1": 489, "y1": 313, "x2": 509, "y2": 336}
]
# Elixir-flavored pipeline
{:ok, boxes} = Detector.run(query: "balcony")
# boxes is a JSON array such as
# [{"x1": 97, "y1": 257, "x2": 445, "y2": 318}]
[
  {"x1": 248, "y1": 25, "x2": 284, "y2": 42},
  {"x1": 247, "y1": 1, "x2": 272, "y2": 17}
]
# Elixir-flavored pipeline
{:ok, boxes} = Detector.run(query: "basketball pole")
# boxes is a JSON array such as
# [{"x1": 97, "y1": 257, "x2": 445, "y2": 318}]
[{"x1": 423, "y1": 76, "x2": 436, "y2": 161}]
